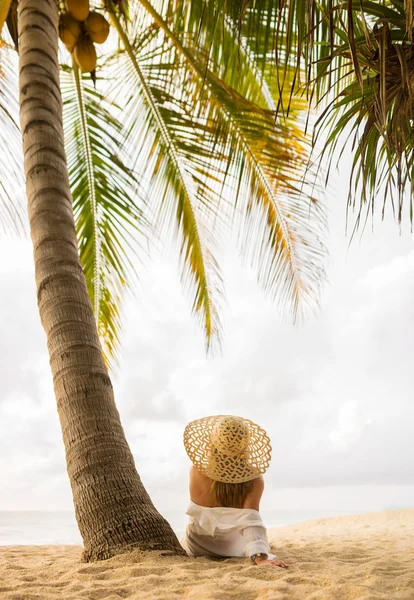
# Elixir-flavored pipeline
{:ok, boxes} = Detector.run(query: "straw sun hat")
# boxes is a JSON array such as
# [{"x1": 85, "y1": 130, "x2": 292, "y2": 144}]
[{"x1": 183, "y1": 415, "x2": 272, "y2": 484}]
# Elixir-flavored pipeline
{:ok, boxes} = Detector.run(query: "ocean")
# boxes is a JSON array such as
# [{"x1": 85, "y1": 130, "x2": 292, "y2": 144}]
[{"x1": 0, "y1": 509, "x2": 363, "y2": 546}]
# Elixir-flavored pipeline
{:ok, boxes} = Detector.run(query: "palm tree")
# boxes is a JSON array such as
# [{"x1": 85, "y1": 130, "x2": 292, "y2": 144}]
[{"x1": 0, "y1": 0, "x2": 325, "y2": 561}]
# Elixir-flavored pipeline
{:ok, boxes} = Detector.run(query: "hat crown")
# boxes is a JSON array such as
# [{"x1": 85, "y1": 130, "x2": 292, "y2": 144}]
[{"x1": 210, "y1": 416, "x2": 250, "y2": 457}]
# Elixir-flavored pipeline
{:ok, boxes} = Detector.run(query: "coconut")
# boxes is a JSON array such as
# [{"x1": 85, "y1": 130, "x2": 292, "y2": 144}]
[
  {"x1": 74, "y1": 37, "x2": 97, "y2": 72},
  {"x1": 65, "y1": 0, "x2": 90, "y2": 22},
  {"x1": 85, "y1": 11, "x2": 110, "y2": 44},
  {"x1": 59, "y1": 13, "x2": 82, "y2": 48}
]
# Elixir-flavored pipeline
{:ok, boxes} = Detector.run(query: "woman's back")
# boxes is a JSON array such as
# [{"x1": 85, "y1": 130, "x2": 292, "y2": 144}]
[{"x1": 189, "y1": 465, "x2": 264, "y2": 510}]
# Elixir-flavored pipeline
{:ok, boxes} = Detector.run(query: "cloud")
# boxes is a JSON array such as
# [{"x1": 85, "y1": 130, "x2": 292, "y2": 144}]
[{"x1": 1, "y1": 185, "x2": 414, "y2": 512}]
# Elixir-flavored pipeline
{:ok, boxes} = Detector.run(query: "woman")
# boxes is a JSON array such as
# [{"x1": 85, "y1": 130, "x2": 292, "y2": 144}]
[{"x1": 181, "y1": 415, "x2": 288, "y2": 568}]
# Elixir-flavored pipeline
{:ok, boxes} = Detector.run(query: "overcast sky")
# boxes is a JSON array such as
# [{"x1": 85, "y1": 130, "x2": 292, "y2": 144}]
[{"x1": 1, "y1": 153, "x2": 413, "y2": 525}]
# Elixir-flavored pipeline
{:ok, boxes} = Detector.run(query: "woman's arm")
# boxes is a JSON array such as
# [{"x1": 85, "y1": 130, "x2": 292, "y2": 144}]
[{"x1": 243, "y1": 477, "x2": 288, "y2": 568}]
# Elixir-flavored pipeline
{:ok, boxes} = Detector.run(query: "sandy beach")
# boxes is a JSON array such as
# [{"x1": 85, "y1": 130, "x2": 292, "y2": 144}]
[{"x1": 0, "y1": 509, "x2": 412, "y2": 599}]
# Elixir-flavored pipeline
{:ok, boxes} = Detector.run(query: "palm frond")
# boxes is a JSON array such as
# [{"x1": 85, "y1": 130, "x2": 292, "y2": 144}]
[
  {"x1": 310, "y1": 3, "x2": 414, "y2": 227},
  {"x1": 0, "y1": 41, "x2": 25, "y2": 235},
  {"x1": 107, "y1": 5, "x2": 225, "y2": 348},
  {"x1": 61, "y1": 63, "x2": 148, "y2": 367},
  {"x1": 111, "y1": 1, "x2": 326, "y2": 320},
  {"x1": 207, "y1": 0, "x2": 414, "y2": 227}
]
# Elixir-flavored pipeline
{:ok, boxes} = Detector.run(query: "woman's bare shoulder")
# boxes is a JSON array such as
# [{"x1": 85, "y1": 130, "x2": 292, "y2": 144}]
[
  {"x1": 189, "y1": 465, "x2": 212, "y2": 490},
  {"x1": 243, "y1": 476, "x2": 265, "y2": 510},
  {"x1": 189, "y1": 465, "x2": 214, "y2": 505},
  {"x1": 250, "y1": 475, "x2": 265, "y2": 496},
  {"x1": 253, "y1": 475, "x2": 265, "y2": 490},
  {"x1": 189, "y1": 465, "x2": 209, "y2": 481}
]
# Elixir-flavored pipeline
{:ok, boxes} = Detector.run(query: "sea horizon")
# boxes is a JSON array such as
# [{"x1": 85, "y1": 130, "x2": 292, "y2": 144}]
[{"x1": 0, "y1": 507, "x2": 407, "y2": 546}]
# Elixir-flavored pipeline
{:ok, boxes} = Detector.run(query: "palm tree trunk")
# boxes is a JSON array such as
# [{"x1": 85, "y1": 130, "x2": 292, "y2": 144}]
[{"x1": 17, "y1": 0, "x2": 185, "y2": 561}]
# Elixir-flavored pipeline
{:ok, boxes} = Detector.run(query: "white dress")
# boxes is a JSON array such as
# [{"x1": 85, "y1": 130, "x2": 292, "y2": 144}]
[{"x1": 181, "y1": 501, "x2": 276, "y2": 559}]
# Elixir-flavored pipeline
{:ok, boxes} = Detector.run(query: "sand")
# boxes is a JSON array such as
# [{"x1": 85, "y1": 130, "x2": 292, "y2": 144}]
[{"x1": 0, "y1": 509, "x2": 413, "y2": 600}]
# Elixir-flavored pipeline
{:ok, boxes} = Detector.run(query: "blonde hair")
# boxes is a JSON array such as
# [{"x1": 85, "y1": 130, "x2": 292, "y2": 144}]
[{"x1": 210, "y1": 479, "x2": 254, "y2": 508}]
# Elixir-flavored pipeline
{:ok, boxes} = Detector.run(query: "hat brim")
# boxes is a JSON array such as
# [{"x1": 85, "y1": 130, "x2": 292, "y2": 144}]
[{"x1": 183, "y1": 415, "x2": 272, "y2": 484}]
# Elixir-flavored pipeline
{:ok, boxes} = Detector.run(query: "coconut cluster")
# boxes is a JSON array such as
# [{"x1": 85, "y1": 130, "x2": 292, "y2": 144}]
[{"x1": 59, "y1": 0, "x2": 110, "y2": 72}]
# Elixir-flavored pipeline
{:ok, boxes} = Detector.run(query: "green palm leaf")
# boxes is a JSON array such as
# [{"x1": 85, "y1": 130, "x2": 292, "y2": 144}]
[
  {"x1": 210, "y1": 0, "x2": 414, "y2": 226},
  {"x1": 108, "y1": 6, "x2": 225, "y2": 346},
  {"x1": 61, "y1": 63, "x2": 148, "y2": 366},
  {"x1": 308, "y1": 3, "x2": 414, "y2": 225},
  {"x1": 110, "y1": 1, "x2": 326, "y2": 320}
]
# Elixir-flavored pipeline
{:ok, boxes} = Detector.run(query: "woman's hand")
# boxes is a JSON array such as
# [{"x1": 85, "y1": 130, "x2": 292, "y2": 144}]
[{"x1": 254, "y1": 556, "x2": 288, "y2": 568}]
